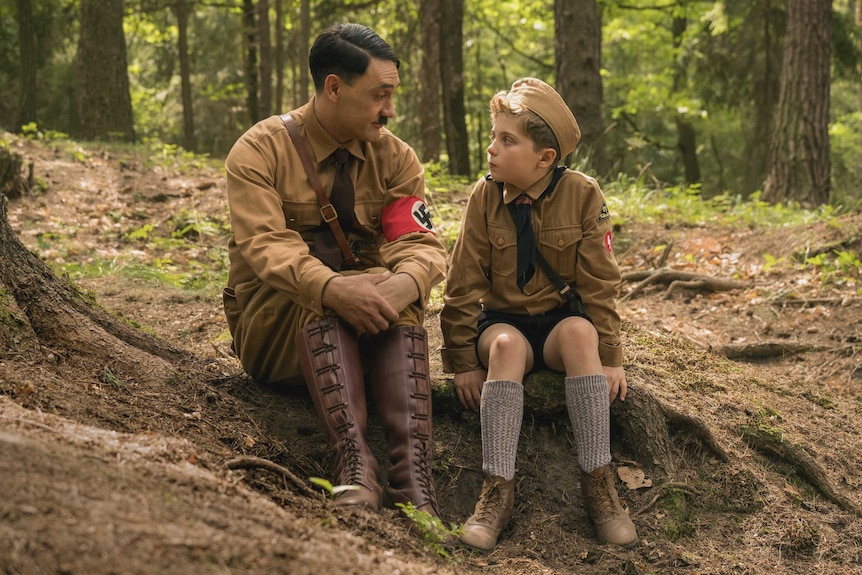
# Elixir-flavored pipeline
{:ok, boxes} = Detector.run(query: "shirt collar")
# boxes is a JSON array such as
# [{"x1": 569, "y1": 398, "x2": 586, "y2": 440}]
[
  {"x1": 301, "y1": 97, "x2": 367, "y2": 164},
  {"x1": 502, "y1": 169, "x2": 556, "y2": 205}
]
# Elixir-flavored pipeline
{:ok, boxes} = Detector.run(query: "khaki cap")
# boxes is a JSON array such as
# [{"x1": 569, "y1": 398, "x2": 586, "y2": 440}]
[{"x1": 508, "y1": 77, "x2": 581, "y2": 158}]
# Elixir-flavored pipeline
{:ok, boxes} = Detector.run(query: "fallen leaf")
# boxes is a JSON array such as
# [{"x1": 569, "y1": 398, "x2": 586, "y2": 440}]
[{"x1": 617, "y1": 465, "x2": 653, "y2": 489}]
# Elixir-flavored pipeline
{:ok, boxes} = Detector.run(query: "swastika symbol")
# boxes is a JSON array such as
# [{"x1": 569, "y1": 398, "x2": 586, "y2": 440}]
[{"x1": 412, "y1": 202, "x2": 434, "y2": 231}]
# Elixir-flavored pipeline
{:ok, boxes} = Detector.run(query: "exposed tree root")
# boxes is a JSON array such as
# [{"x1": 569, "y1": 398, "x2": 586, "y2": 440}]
[
  {"x1": 712, "y1": 341, "x2": 837, "y2": 361},
  {"x1": 740, "y1": 426, "x2": 862, "y2": 516},
  {"x1": 225, "y1": 456, "x2": 317, "y2": 498},
  {"x1": 621, "y1": 267, "x2": 749, "y2": 301},
  {"x1": 0, "y1": 192, "x2": 217, "y2": 386}
]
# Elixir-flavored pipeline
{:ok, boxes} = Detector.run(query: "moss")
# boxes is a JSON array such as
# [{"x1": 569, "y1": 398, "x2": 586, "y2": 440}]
[{"x1": 661, "y1": 488, "x2": 697, "y2": 541}]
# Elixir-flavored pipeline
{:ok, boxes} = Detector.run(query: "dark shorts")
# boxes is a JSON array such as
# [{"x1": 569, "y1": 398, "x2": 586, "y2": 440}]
[{"x1": 476, "y1": 305, "x2": 591, "y2": 373}]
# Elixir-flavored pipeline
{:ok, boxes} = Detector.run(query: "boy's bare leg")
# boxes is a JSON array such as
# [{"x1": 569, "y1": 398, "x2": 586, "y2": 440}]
[
  {"x1": 545, "y1": 317, "x2": 638, "y2": 548},
  {"x1": 460, "y1": 324, "x2": 530, "y2": 552}
]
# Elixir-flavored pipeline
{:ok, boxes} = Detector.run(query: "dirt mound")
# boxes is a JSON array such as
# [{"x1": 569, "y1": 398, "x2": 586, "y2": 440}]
[{"x1": 1, "y1": 133, "x2": 861, "y2": 574}]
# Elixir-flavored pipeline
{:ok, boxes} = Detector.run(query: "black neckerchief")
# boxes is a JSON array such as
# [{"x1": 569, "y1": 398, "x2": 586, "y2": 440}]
[{"x1": 490, "y1": 166, "x2": 566, "y2": 291}]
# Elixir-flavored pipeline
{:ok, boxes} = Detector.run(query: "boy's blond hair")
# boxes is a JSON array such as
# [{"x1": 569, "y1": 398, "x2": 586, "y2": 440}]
[{"x1": 490, "y1": 90, "x2": 562, "y2": 163}]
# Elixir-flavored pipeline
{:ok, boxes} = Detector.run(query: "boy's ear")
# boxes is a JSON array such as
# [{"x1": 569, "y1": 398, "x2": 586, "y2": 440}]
[{"x1": 538, "y1": 148, "x2": 557, "y2": 168}]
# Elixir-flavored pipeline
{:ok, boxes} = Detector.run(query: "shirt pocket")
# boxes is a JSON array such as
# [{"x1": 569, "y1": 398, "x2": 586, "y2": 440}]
[
  {"x1": 488, "y1": 223, "x2": 517, "y2": 278},
  {"x1": 282, "y1": 200, "x2": 321, "y2": 232},
  {"x1": 539, "y1": 225, "x2": 582, "y2": 278},
  {"x1": 354, "y1": 198, "x2": 383, "y2": 231}
]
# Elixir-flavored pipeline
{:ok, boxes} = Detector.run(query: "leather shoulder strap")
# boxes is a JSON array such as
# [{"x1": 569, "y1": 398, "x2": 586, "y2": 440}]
[{"x1": 279, "y1": 113, "x2": 357, "y2": 266}]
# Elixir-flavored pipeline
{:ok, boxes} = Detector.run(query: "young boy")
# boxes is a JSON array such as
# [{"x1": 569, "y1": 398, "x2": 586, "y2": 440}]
[{"x1": 440, "y1": 78, "x2": 638, "y2": 551}]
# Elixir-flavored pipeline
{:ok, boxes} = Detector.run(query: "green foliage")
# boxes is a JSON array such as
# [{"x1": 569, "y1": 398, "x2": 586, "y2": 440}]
[
  {"x1": 804, "y1": 250, "x2": 861, "y2": 287},
  {"x1": 308, "y1": 477, "x2": 361, "y2": 499},
  {"x1": 19, "y1": 122, "x2": 69, "y2": 141},
  {"x1": 4, "y1": 0, "x2": 862, "y2": 206},
  {"x1": 395, "y1": 502, "x2": 462, "y2": 560},
  {"x1": 605, "y1": 175, "x2": 840, "y2": 229}
]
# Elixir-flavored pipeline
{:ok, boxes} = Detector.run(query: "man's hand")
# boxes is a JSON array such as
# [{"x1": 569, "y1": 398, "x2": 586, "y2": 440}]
[
  {"x1": 321, "y1": 273, "x2": 399, "y2": 334},
  {"x1": 454, "y1": 369, "x2": 487, "y2": 412},
  {"x1": 603, "y1": 365, "x2": 627, "y2": 404},
  {"x1": 375, "y1": 273, "x2": 419, "y2": 314}
]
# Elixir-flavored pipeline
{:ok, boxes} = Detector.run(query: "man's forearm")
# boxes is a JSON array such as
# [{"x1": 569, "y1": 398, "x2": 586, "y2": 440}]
[{"x1": 375, "y1": 273, "x2": 420, "y2": 313}]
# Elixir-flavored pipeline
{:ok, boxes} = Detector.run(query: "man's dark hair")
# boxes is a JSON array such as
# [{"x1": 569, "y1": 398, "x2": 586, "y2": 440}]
[{"x1": 309, "y1": 23, "x2": 400, "y2": 92}]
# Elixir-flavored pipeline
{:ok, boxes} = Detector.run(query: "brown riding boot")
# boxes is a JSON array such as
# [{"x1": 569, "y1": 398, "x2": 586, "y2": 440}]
[
  {"x1": 459, "y1": 475, "x2": 515, "y2": 552},
  {"x1": 580, "y1": 466, "x2": 638, "y2": 548},
  {"x1": 369, "y1": 326, "x2": 439, "y2": 517},
  {"x1": 296, "y1": 317, "x2": 382, "y2": 510}
]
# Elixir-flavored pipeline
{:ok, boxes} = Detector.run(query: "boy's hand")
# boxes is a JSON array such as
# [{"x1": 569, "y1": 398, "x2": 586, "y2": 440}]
[
  {"x1": 604, "y1": 365, "x2": 627, "y2": 404},
  {"x1": 453, "y1": 369, "x2": 487, "y2": 412}
]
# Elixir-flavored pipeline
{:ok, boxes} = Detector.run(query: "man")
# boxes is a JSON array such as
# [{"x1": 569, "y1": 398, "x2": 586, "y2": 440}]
[{"x1": 222, "y1": 23, "x2": 447, "y2": 519}]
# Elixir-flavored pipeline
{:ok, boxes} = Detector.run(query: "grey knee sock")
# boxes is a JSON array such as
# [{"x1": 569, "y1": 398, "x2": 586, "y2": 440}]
[
  {"x1": 480, "y1": 380, "x2": 524, "y2": 481},
  {"x1": 565, "y1": 374, "x2": 611, "y2": 473}
]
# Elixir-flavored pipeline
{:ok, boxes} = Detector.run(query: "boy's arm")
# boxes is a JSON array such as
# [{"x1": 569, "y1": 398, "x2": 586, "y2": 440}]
[
  {"x1": 440, "y1": 182, "x2": 491, "y2": 373},
  {"x1": 573, "y1": 176, "x2": 624, "y2": 367}
]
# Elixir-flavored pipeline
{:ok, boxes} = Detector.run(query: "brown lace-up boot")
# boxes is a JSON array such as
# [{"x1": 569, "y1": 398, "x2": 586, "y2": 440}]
[
  {"x1": 459, "y1": 475, "x2": 515, "y2": 552},
  {"x1": 296, "y1": 317, "x2": 382, "y2": 510},
  {"x1": 580, "y1": 466, "x2": 638, "y2": 548},
  {"x1": 369, "y1": 326, "x2": 439, "y2": 517}
]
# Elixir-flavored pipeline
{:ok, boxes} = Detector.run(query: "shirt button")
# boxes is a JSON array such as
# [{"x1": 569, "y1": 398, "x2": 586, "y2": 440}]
[
  {"x1": 557, "y1": 239, "x2": 565, "y2": 247},
  {"x1": 497, "y1": 237, "x2": 505, "y2": 246}
]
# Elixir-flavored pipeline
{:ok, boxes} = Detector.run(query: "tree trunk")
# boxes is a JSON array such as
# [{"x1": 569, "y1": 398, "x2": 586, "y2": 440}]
[
  {"x1": 15, "y1": 0, "x2": 38, "y2": 131},
  {"x1": 174, "y1": 0, "x2": 196, "y2": 152},
  {"x1": 439, "y1": 0, "x2": 471, "y2": 177},
  {"x1": 671, "y1": 6, "x2": 701, "y2": 186},
  {"x1": 739, "y1": 1, "x2": 783, "y2": 196},
  {"x1": 856, "y1": 0, "x2": 862, "y2": 182},
  {"x1": 75, "y1": 0, "x2": 135, "y2": 142},
  {"x1": 274, "y1": 0, "x2": 285, "y2": 111},
  {"x1": 242, "y1": 0, "x2": 260, "y2": 124},
  {"x1": 419, "y1": 0, "x2": 442, "y2": 163},
  {"x1": 764, "y1": 0, "x2": 832, "y2": 206},
  {"x1": 257, "y1": 0, "x2": 272, "y2": 119},
  {"x1": 298, "y1": 0, "x2": 310, "y2": 102},
  {"x1": 554, "y1": 0, "x2": 608, "y2": 175}
]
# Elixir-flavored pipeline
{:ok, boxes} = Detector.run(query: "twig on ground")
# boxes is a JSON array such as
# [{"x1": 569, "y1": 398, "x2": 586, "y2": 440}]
[{"x1": 225, "y1": 456, "x2": 317, "y2": 497}]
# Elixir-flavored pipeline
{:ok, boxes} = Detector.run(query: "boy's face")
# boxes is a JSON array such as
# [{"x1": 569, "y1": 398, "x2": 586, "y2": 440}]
[{"x1": 487, "y1": 114, "x2": 552, "y2": 190}]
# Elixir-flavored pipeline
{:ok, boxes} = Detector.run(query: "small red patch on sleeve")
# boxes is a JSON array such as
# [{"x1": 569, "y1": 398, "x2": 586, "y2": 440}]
[
  {"x1": 382, "y1": 196, "x2": 437, "y2": 241},
  {"x1": 604, "y1": 231, "x2": 613, "y2": 253}
]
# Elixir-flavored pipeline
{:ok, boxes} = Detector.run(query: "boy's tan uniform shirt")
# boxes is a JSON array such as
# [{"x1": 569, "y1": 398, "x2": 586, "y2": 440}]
[{"x1": 441, "y1": 167, "x2": 623, "y2": 374}]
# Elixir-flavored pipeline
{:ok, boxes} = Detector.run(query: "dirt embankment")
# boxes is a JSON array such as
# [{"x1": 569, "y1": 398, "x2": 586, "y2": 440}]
[{"x1": 1, "y1": 134, "x2": 861, "y2": 575}]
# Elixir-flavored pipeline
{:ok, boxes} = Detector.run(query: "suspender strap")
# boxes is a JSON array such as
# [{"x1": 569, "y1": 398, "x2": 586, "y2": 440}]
[
  {"x1": 280, "y1": 113, "x2": 357, "y2": 267},
  {"x1": 497, "y1": 168, "x2": 586, "y2": 315}
]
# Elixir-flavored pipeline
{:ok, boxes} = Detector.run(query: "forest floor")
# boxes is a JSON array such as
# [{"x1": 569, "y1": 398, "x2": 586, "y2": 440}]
[{"x1": 1, "y1": 133, "x2": 861, "y2": 575}]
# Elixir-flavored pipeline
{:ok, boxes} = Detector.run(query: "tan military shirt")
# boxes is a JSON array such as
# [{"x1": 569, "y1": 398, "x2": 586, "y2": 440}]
[
  {"x1": 441, "y1": 167, "x2": 623, "y2": 373},
  {"x1": 225, "y1": 99, "x2": 447, "y2": 316}
]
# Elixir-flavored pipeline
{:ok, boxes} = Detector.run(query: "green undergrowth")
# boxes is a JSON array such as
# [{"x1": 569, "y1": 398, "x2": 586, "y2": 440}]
[{"x1": 11, "y1": 134, "x2": 860, "y2": 294}]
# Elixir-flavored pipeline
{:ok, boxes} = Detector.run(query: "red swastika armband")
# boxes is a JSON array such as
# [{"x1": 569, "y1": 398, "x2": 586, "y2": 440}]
[{"x1": 381, "y1": 196, "x2": 437, "y2": 241}]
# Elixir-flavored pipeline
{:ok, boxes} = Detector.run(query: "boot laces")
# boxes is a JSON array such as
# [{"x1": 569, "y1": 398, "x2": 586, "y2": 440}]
[
  {"x1": 338, "y1": 431, "x2": 364, "y2": 484},
  {"x1": 473, "y1": 482, "x2": 505, "y2": 525},
  {"x1": 587, "y1": 471, "x2": 621, "y2": 518}
]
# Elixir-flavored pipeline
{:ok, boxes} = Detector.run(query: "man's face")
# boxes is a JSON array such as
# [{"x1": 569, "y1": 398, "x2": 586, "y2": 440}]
[{"x1": 331, "y1": 58, "x2": 399, "y2": 142}]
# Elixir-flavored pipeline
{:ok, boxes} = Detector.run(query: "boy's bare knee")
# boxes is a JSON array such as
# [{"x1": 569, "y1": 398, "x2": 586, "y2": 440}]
[
  {"x1": 558, "y1": 317, "x2": 598, "y2": 346},
  {"x1": 489, "y1": 331, "x2": 529, "y2": 357}
]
